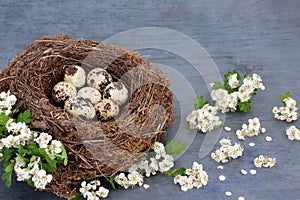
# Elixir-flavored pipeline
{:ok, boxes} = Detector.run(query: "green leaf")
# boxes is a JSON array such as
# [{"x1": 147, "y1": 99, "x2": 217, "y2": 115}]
[
  {"x1": 41, "y1": 163, "x2": 55, "y2": 172},
  {"x1": 2, "y1": 171, "x2": 12, "y2": 187},
  {"x1": 2, "y1": 148, "x2": 16, "y2": 162},
  {"x1": 280, "y1": 92, "x2": 291, "y2": 105},
  {"x1": 186, "y1": 123, "x2": 191, "y2": 130},
  {"x1": 165, "y1": 139, "x2": 187, "y2": 155},
  {"x1": 237, "y1": 101, "x2": 251, "y2": 112},
  {"x1": 15, "y1": 154, "x2": 27, "y2": 167},
  {"x1": 16, "y1": 110, "x2": 33, "y2": 124},
  {"x1": 61, "y1": 143, "x2": 68, "y2": 166},
  {"x1": 4, "y1": 162, "x2": 14, "y2": 173},
  {"x1": 166, "y1": 167, "x2": 186, "y2": 177},
  {"x1": 109, "y1": 176, "x2": 117, "y2": 190},
  {"x1": 211, "y1": 82, "x2": 225, "y2": 90},
  {"x1": 27, "y1": 178, "x2": 33, "y2": 186},
  {"x1": 194, "y1": 96, "x2": 209, "y2": 110},
  {"x1": 71, "y1": 193, "x2": 83, "y2": 200},
  {"x1": 0, "y1": 113, "x2": 10, "y2": 126},
  {"x1": 43, "y1": 152, "x2": 57, "y2": 171},
  {"x1": 2, "y1": 162, "x2": 15, "y2": 187}
]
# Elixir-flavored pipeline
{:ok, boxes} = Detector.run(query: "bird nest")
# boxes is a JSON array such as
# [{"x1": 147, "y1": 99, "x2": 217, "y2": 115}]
[{"x1": 0, "y1": 35, "x2": 174, "y2": 198}]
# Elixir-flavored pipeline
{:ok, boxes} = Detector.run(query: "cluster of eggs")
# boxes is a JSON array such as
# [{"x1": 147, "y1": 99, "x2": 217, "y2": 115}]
[{"x1": 52, "y1": 65, "x2": 128, "y2": 121}]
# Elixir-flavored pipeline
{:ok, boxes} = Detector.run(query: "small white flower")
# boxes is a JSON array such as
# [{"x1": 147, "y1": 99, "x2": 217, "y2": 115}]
[
  {"x1": 180, "y1": 176, "x2": 193, "y2": 192},
  {"x1": 212, "y1": 138, "x2": 243, "y2": 163},
  {"x1": 96, "y1": 186, "x2": 109, "y2": 198},
  {"x1": 286, "y1": 126, "x2": 300, "y2": 141},
  {"x1": 219, "y1": 138, "x2": 231, "y2": 146},
  {"x1": 253, "y1": 155, "x2": 276, "y2": 168},
  {"x1": 34, "y1": 132, "x2": 52, "y2": 149},
  {"x1": 174, "y1": 175, "x2": 184, "y2": 184},
  {"x1": 152, "y1": 142, "x2": 165, "y2": 153},
  {"x1": 149, "y1": 158, "x2": 159, "y2": 172},
  {"x1": 228, "y1": 73, "x2": 239, "y2": 89},
  {"x1": 80, "y1": 181, "x2": 91, "y2": 196},
  {"x1": 5, "y1": 119, "x2": 14, "y2": 133}
]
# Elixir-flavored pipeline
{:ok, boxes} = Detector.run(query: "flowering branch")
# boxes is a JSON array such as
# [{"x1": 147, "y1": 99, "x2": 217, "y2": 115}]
[
  {"x1": 210, "y1": 71, "x2": 265, "y2": 113},
  {"x1": 0, "y1": 90, "x2": 68, "y2": 189}
]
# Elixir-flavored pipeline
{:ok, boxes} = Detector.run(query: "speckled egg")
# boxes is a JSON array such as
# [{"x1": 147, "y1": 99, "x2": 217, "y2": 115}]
[
  {"x1": 64, "y1": 96, "x2": 95, "y2": 120},
  {"x1": 104, "y1": 82, "x2": 128, "y2": 105},
  {"x1": 94, "y1": 99, "x2": 119, "y2": 121},
  {"x1": 86, "y1": 68, "x2": 112, "y2": 92},
  {"x1": 64, "y1": 65, "x2": 86, "y2": 88},
  {"x1": 52, "y1": 81, "x2": 77, "y2": 103},
  {"x1": 77, "y1": 87, "x2": 102, "y2": 105}
]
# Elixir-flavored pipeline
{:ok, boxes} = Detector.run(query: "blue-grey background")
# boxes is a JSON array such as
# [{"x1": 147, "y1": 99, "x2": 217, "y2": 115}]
[{"x1": 1, "y1": 0, "x2": 300, "y2": 199}]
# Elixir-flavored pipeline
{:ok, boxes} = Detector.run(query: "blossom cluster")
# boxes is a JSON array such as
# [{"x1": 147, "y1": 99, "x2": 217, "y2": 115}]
[
  {"x1": 272, "y1": 96, "x2": 298, "y2": 122},
  {"x1": 186, "y1": 104, "x2": 222, "y2": 133},
  {"x1": 14, "y1": 156, "x2": 53, "y2": 189},
  {"x1": 211, "y1": 138, "x2": 244, "y2": 163},
  {"x1": 2, "y1": 119, "x2": 33, "y2": 148},
  {"x1": 79, "y1": 180, "x2": 109, "y2": 200},
  {"x1": 0, "y1": 90, "x2": 17, "y2": 116},
  {"x1": 253, "y1": 155, "x2": 276, "y2": 168},
  {"x1": 210, "y1": 73, "x2": 265, "y2": 113},
  {"x1": 174, "y1": 162, "x2": 208, "y2": 191},
  {"x1": 236, "y1": 117, "x2": 266, "y2": 140},
  {"x1": 1, "y1": 120, "x2": 63, "y2": 156},
  {"x1": 2, "y1": 129, "x2": 63, "y2": 189},
  {"x1": 34, "y1": 132, "x2": 63, "y2": 154},
  {"x1": 114, "y1": 142, "x2": 174, "y2": 189},
  {"x1": 0, "y1": 90, "x2": 66, "y2": 190},
  {"x1": 286, "y1": 126, "x2": 300, "y2": 141}
]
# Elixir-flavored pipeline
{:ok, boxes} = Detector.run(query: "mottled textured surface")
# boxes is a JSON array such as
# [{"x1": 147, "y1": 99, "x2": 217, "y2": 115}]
[{"x1": 1, "y1": 0, "x2": 300, "y2": 199}]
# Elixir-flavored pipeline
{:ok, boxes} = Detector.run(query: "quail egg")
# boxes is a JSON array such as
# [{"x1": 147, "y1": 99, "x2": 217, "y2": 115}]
[
  {"x1": 64, "y1": 96, "x2": 95, "y2": 120},
  {"x1": 104, "y1": 82, "x2": 128, "y2": 105},
  {"x1": 94, "y1": 99, "x2": 119, "y2": 120},
  {"x1": 64, "y1": 65, "x2": 86, "y2": 88},
  {"x1": 77, "y1": 87, "x2": 102, "y2": 105},
  {"x1": 86, "y1": 68, "x2": 112, "y2": 92},
  {"x1": 52, "y1": 81, "x2": 76, "y2": 103}
]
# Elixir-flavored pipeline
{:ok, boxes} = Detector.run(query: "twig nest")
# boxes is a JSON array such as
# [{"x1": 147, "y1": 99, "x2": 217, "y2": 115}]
[
  {"x1": 95, "y1": 99, "x2": 119, "y2": 120},
  {"x1": 87, "y1": 68, "x2": 112, "y2": 93},
  {"x1": 64, "y1": 96, "x2": 95, "y2": 119},
  {"x1": 104, "y1": 82, "x2": 128, "y2": 105},
  {"x1": 64, "y1": 65, "x2": 86, "y2": 88},
  {"x1": 52, "y1": 82, "x2": 77, "y2": 103},
  {"x1": 77, "y1": 87, "x2": 102, "y2": 105},
  {"x1": 0, "y1": 36, "x2": 174, "y2": 199}
]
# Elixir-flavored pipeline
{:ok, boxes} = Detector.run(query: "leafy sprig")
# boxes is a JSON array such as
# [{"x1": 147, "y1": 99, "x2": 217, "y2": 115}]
[
  {"x1": 194, "y1": 96, "x2": 209, "y2": 110},
  {"x1": 0, "y1": 110, "x2": 68, "y2": 188},
  {"x1": 165, "y1": 139, "x2": 187, "y2": 156},
  {"x1": 280, "y1": 91, "x2": 291, "y2": 105}
]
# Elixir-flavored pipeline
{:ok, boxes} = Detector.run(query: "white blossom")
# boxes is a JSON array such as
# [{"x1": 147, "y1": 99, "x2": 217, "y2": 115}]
[
  {"x1": 236, "y1": 117, "x2": 266, "y2": 140},
  {"x1": 286, "y1": 126, "x2": 300, "y2": 141},
  {"x1": 210, "y1": 73, "x2": 265, "y2": 113},
  {"x1": 253, "y1": 155, "x2": 276, "y2": 168},
  {"x1": 34, "y1": 132, "x2": 52, "y2": 149},
  {"x1": 79, "y1": 180, "x2": 109, "y2": 199},
  {"x1": 31, "y1": 169, "x2": 53, "y2": 190},
  {"x1": 186, "y1": 104, "x2": 222, "y2": 133},
  {"x1": 174, "y1": 161, "x2": 209, "y2": 191},
  {"x1": 273, "y1": 96, "x2": 299, "y2": 122},
  {"x1": 211, "y1": 138, "x2": 244, "y2": 163}
]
